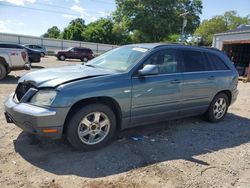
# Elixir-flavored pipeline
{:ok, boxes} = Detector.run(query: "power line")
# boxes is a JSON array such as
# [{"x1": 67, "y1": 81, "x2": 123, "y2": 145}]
[
  {"x1": 35, "y1": 2, "x2": 114, "y2": 13},
  {"x1": 35, "y1": 2, "x2": 75, "y2": 10},
  {"x1": 0, "y1": 3, "x2": 81, "y2": 17},
  {"x1": 92, "y1": 0, "x2": 115, "y2": 5},
  {"x1": 0, "y1": 2, "x2": 112, "y2": 17}
]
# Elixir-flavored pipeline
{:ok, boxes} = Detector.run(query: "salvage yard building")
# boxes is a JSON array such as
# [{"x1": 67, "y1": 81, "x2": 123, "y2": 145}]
[{"x1": 213, "y1": 25, "x2": 250, "y2": 81}]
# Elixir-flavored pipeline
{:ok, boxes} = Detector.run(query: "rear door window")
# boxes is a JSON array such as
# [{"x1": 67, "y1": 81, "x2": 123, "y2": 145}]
[
  {"x1": 34, "y1": 45, "x2": 41, "y2": 49},
  {"x1": 206, "y1": 53, "x2": 229, "y2": 70},
  {"x1": 74, "y1": 48, "x2": 83, "y2": 52},
  {"x1": 181, "y1": 50, "x2": 213, "y2": 72}
]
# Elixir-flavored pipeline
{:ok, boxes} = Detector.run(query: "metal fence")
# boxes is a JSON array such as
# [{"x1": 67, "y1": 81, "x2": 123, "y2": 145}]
[{"x1": 0, "y1": 32, "x2": 117, "y2": 54}]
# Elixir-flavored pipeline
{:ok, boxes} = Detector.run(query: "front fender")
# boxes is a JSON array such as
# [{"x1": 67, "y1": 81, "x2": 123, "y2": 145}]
[{"x1": 52, "y1": 76, "x2": 132, "y2": 119}]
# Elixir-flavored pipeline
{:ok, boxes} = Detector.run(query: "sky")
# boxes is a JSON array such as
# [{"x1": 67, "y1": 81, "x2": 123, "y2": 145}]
[{"x1": 0, "y1": 0, "x2": 249, "y2": 37}]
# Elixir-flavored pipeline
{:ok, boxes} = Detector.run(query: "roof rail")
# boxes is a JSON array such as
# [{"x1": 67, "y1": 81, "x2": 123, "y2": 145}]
[
  {"x1": 201, "y1": 46, "x2": 221, "y2": 51},
  {"x1": 154, "y1": 42, "x2": 186, "y2": 48}
]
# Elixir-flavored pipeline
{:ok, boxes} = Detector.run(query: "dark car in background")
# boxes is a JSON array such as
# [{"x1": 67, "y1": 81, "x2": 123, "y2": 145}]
[
  {"x1": 0, "y1": 43, "x2": 41, "y2": 63},
  {"x1": 23, "y1": 44, "x2": 47, "y2": 57},
  {"x1": 55, "y1": 47, "x2": 94, "y2": 62}
]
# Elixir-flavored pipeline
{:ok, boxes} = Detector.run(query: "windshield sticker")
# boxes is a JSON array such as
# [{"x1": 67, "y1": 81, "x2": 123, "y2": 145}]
[{"x1": 132, "y1": 47, "x2": 148, "y2": 53}]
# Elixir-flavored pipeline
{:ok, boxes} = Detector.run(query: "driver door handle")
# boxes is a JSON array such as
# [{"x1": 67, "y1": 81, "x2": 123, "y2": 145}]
[
  {"x1": 208, "y1": 76, "x2": 215, "y2": 80},
  {"x1": 170, "y1": 79, "x2": 181, "y2": 84}
]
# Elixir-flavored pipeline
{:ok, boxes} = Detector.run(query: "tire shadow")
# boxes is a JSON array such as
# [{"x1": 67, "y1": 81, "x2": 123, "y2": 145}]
[
  {"x1": 31, "y1": 65, "x2": 45, "y2": 69},
  {"x1": 0, "y1": 75, "x2": 20, "y2": 84},
  {"x1": 13, "y1": 113, "x2": 250, "y2": 178}
]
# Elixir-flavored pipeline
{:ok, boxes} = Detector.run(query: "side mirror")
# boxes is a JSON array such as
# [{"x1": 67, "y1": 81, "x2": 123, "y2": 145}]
[{"x1": 138, "y1": 64, "x2": 159, "y2": 76}]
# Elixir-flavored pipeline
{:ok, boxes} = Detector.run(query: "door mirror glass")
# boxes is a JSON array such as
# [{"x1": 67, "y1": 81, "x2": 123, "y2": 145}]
[{"x1": 138, "y1": 64, "x2": 159, "y2": 76}]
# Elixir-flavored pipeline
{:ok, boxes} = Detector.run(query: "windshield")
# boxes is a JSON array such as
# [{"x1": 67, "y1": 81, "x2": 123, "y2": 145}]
[{"x1": 86, "y1": 46, "x2": 149, "y2": 72}]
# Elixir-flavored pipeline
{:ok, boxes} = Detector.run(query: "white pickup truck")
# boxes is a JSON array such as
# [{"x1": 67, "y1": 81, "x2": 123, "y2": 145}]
[{"x1": 0, "y1": 48, "x2": 30, "y2": 80}]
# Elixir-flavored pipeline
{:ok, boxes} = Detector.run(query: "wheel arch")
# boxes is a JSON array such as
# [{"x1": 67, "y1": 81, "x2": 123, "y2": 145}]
[
  {"x1": 59, "y1": 54, "x2": 66, "y2": 58},
  {"x1": 63, "y1": 96, "x2": 123, "y2": 133},
  {"x1": 0, "y1": 56, "x2": 10, "y2": 72},
  {"x1": 214, "y1": 90, "x2": 232, "y2": 105}
]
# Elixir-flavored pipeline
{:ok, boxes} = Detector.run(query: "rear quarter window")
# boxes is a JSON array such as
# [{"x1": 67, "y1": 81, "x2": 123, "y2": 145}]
[
  {"x1": 83, "y1": 49, "x2": 92, "y2": 53},
  {"x1": 206, "y1": 53, "x2": 229, "y2": 70}
]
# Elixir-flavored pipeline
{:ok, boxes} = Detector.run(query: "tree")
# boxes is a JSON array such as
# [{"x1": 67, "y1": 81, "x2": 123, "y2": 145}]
[
  {"x1": 42, "y1": 26, "x2": 61, "y2": 39},
  {"x1": 194, "y1": 16, "x2": 227, "y2": 45},
  {"x1": 195, "y1": 11, "x2": 250, "y2": 45},
  {"x1": 223, "y1": 11, "x2": 250, "y2": 30},
  {"x1": 61, "y1": 18, "x2": 86, "y2": 41},
  {"x1": 83, "y1": 18, "x2": 114, "y2": 44},
  {"x1": 83, "y1": 18, "x2": 131, "y2": 45},
  {"x1": 113, "y1": 0, "x2": 202, "y2": 42}
]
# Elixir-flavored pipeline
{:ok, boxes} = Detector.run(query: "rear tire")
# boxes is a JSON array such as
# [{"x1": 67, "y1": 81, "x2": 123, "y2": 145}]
[
  {"x1": 0, "y1": 64, "x2": 7, "y2": 80},
  {"x1": 65, "y1": 103, "x2": 116, "y2": 151},
  {"x1": 205, "y1": 93, "x2": 229, "y2": 122}
]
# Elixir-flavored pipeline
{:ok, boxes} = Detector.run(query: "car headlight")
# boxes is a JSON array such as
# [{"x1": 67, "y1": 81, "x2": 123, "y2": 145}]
[{"x1": 30, "y1": 90, "x2": 57, "y2": 106}]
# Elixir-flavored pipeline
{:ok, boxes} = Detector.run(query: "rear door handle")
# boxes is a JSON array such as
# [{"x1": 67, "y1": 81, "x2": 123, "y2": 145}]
[
  {"x1": 170, "y1": 79, "x2": 181, "y2": 84},
  {"x1": 208, "y1": 76, "x2": 215, "y2": 80}
]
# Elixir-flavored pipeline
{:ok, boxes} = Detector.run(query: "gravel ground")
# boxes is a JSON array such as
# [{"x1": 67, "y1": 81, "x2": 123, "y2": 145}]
[{"x1": 0, "y1": 56, "x2": 250, "y2": 188}]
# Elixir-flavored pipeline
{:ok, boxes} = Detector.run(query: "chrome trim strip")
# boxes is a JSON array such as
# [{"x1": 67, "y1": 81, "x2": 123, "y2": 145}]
[{"x1": 132, "y1": 70, "x2": 231, "y2": 78}]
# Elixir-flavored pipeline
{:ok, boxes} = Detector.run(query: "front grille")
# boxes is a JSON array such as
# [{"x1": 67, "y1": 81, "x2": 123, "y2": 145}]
[{"x1": 15, "y1": 82, "x2": 34, "y2": 101}]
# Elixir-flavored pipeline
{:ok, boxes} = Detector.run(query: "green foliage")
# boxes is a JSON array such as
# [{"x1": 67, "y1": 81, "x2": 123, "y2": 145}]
[
  {"x1": 195, "y1": 16, "x2": 227, "y2": 45},
  {"x1": 114, "y1": 0, "x2": 202, "y2": 42},
  {"x1": 42, "y1": 7, "x2": 250, "y2": 46},
  {"x1": 195, "y1": 11, "x2": 250, "y2": 45},
  {"x1": 83, "y1": 18, "x2": 131, "y2": 45},
  {"x1": 61, "y1": 18, "x2": 86, "y2": 41},
  {"x1": 42, "y1": 1, "x2": 203, "y2": 44},
  {"x1": 83, "y1": 18, "x2": 114, "y2": 44},
  {"x1": 42, "y1": 26, "x2": 61, "y2": 39},
  {"x1": 224, "y1": 11, "x2": 250, "y2": 30},
  {"x1": 164, "y1": 34, "x2": 181, "y2": 42}
]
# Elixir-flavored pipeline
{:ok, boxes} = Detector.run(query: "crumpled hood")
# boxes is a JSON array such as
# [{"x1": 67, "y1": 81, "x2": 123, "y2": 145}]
[{"x1": 18, "y1": 65, "x2": 113, "y2": 88}]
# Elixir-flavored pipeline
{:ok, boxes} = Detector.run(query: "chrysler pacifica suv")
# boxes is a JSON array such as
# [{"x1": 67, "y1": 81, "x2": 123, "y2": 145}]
[{"x1": 4, "y1": 44, "x2": 238, "y2": 150}]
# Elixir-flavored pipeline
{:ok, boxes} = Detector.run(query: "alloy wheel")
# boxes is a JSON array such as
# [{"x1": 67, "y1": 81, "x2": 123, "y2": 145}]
[
  {"x1": 213, "y1": 98, "x2": 227, "y2": 119},
  {"x1": 77, "y1": 112, "x2": 110, "y2": 145}
]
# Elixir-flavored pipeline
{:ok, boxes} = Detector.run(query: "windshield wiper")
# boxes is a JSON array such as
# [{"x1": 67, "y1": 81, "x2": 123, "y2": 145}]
[{"x1": 85, "y1": 64, "x2": 96, "y2": 68}]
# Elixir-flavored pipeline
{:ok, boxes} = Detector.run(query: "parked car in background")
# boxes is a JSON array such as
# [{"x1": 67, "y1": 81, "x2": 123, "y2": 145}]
[
  {"x1": 0, "y1": 43, "x2": 41, "y2": 63},
  {"x1": 55, "y1": 47, "x2": 94, "y2": 62},
  {"x1": 4, "y1": 44, "x2": 238, "y2": 150},
  {"x1": 0, "y1": 48, "x2": 30, "y2": 80},
  {"x1": 23, "y1": 44, "x2": 47, "y2": 57}
]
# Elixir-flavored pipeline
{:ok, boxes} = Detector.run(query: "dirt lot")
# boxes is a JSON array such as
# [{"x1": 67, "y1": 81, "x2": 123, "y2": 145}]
[{"x1": 0, "y1": 56, "x2": 250, "y2": 188}]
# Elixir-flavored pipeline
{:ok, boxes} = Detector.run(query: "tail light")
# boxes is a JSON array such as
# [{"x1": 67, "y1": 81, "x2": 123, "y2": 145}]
[{"x1": 21, "y1": 51, "x2": 27, "y2": 61}]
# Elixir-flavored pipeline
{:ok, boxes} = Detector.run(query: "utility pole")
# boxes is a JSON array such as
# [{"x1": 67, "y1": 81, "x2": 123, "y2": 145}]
[{"x1": 180, "y1": 11, "x2": 189, "y2": 41}]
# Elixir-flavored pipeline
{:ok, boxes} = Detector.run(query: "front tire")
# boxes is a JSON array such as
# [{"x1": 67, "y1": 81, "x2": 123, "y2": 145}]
[
  {"x1": 0, "y1": 64, "x2": 7, "y2": 80},
  {"x1": 81, "y1": 57, "x2": 88, "y2": 62},
  {"x1": 59, "y1": 55, "x2": 66, "y2": 61},
  {"x1": 65, "y1": 104, "x2": 116, "y2": 151},
  {"x1": 206, "y1": 93, "x2": 229, "y2": 122}
]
